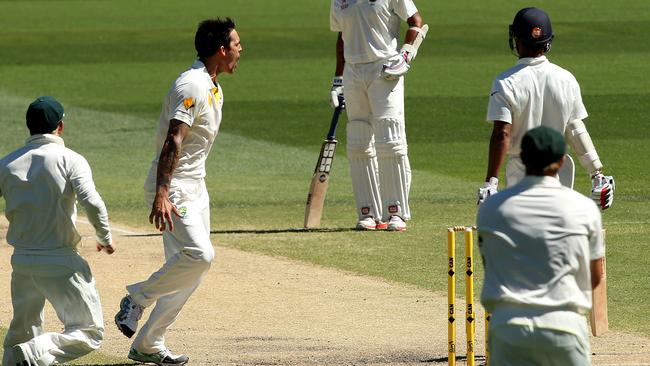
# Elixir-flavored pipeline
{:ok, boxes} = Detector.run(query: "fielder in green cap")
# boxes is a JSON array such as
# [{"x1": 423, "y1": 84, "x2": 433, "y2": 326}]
[
  {"x1": 25, "y1": 96, "x2": 66, "y2": 134},
  {"x1": 476, "y1": 126, "x2": 605, "y2": 365},
  {"x1": 0, "y1": 96, "x2": 115, "y2": 366}
]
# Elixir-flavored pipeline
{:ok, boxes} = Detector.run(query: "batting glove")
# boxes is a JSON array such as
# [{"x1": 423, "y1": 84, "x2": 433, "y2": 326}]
[
  {"x1": 591, "y1": 172, "x2": 615, "y2": 210},
  {"x1": 477, "y1": 177, "x2": 499, "y2": 205},
  {"x1": 381, "y1": 49, "x2": 413, "y2": 81},
  {"x1": 330, "y1": 76, "x2": 345, "y2": 109}
]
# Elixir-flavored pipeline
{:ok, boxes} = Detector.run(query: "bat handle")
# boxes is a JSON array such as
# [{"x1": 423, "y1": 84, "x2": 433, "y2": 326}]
[{"x1": 327, "y1": 104, "x2": 343, "y2": 140}]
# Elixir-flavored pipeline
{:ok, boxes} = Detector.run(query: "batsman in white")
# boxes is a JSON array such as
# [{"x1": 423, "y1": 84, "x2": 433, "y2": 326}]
[
  {"x1": 0, "y1": 96, "x2": 115, "y2": 366},
  {"x1": 114, "y1": 18, "x2": 242, "y2": 366},
  {"x1": 478, "y1": 126, "x2": 604, "y2": 365},
  {"x1": 478, "y1": 7, "x2": 615, "y2": 211},
  {"x1": 330, "y1": 0, "x2": 428, "y2": 231}
]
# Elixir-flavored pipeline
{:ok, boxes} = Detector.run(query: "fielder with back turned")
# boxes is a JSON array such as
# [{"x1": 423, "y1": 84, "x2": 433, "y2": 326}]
[
  {"x1": 478, "y1": 126, "x2": 604, "y2": 365},
  {"x1": 478, "y1": 7, "x2": 615, "y2": 211},
  {"x1": 1, "y1": 96, "x2": 115, "y2": 366}
]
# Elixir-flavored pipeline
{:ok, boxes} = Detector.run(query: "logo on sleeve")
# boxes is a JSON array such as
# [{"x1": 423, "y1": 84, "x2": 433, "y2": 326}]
[{"x1": 183, "y1": 97, "x2": 195, "y2": 110}]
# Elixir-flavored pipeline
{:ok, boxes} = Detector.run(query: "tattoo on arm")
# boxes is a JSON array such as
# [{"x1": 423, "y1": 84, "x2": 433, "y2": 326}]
[{"x1": 156, "y1": 120, "x2": 189, "y2": 192}]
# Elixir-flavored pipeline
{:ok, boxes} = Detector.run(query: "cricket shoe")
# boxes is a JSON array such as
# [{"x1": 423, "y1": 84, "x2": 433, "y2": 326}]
[
  {"x1": 128, "y1": 348, "x2": 189, "y2": 366},
  {"x1": 115, "y1": 295, "x2": 144, "y2": 338},
  {"x1": 387, "y1": 216, "x2": 407, "y2": 231},
  {"x1": 355, "y1": 217, "x2": 387, "y2": 231}
]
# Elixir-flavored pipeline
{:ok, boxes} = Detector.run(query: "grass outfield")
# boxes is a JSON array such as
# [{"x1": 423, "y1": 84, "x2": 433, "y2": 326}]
[{"x1": 0, "y1": 0, "x2": 649, "y2": 339}]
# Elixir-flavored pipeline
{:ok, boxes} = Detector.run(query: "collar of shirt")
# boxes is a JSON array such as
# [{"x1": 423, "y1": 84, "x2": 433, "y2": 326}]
[
  {"x1": 518, "y1": 175, "x2": 562, "y2": 188},
  {"x1": 516, "y1": 55, "x2": 548, "y2": 67},
  {"x1": 191, "y1": 59, "x2": 218, "y2": 86},
  {"x1": 25, "y1": 134, "x2": 65, "y2": 147}
]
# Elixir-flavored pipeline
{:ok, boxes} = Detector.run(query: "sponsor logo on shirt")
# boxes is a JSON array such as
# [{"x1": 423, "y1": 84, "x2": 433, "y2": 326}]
[
  {"x1": 178, "y1": 206, "x2": 187, "y2": 218},
  {"x1": 338, "y1": 0, "x2": 348, "y2": 10},
  {"x1": 183, "y1": 97, "x2": 195, "y2": 110}
]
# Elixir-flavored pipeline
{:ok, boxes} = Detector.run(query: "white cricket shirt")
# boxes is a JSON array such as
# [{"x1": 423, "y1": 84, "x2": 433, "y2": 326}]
[
  {"x1": 330, "y1": 0, "x2": 418, "y2": 64},
  {"x1": 146, "y1": 60, "x2": 223, "y2": 186},
  {"x1": 0, "y1": 134, "x2": 112, "y2": 255},
  {"x1": 486, "y1": 56, "x2": 589, "y2": 155},
  {"x1": 477, "y1": 176, "x2": 604, "y2": 337}
]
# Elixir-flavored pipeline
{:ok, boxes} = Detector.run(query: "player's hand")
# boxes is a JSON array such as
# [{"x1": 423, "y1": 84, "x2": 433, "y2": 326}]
[
  {"x1": 591, "y1": 173, "x2": 615, "y2": 210},
  {"x1": 96, "y1": 242, "x2": 116, "y2": 255},
  {"x1": 330, "y1": 76, "x2": 344, "y2": 109},
  {"x1": 149, "y1": 192, "x2": 181, "y2": 232},
  {"x1": 477, "y1": 177, "x2": 499, "y2": 205},
  {"x1": 381, "y1": 50, "x2": 412, "y2": 80}
]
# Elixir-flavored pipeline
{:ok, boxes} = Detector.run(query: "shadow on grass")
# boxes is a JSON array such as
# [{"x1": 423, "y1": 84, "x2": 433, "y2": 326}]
[{"x1": 122, "y1": 227, "x2": 358, "y2": 237}]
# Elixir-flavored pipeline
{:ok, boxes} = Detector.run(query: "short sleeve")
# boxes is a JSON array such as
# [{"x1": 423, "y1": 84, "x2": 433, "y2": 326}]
[
  {"x1": 170, "y1": 80, "x2": 205, "y2": 127},
  {"x1": 570, "y1": 78, "x2": 589, "y2": 122},
  {"x1": 486, "y1": 80, "x2": 513, "y2": 123},
  {"x1": 393, "y1": 0, "x2": 418, "y2": 20}
]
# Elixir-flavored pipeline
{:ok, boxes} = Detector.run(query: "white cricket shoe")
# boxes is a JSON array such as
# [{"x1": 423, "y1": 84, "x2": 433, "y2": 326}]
[
  {"x1": 387, "y1": 216, "x2": 407, "y2": 231},
  {"x1": 115, "y1": 295, "x2": 144, "y2": 338},
  {"x1": 355, "y1": 217, "x2": 387, "y2": 231}
]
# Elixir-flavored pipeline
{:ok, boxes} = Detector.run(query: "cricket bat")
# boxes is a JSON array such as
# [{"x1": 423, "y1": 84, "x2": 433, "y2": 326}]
[
  {"x1": 304, "y1": 102, "x2": 344, "y2": 228},
  {"x1": 590, "y1": 228, "x2": 609, "y2": 336}
]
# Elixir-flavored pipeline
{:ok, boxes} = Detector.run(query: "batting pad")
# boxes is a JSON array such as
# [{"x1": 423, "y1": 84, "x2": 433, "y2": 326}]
[
  {"x1": 347, "y1": 120, "x2": 382, "y2": 220},
  {"x1": 374, "y1": 118, "x2": 411, "y2": 221}
]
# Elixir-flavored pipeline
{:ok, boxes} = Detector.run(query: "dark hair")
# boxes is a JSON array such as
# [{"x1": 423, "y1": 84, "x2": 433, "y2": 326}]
[{"x1": 195, "y1": 18, "x2": 236, "y2": 58}]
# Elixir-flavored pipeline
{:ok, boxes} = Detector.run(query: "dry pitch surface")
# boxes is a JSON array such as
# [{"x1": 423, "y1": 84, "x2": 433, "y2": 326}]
[{"x1": 0, "y1": 218, "x2": 649, "y2": 365}]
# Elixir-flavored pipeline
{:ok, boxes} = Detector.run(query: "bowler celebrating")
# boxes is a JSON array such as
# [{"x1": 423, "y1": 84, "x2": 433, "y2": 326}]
[{"x1": 114, "y1": 18, "x2": 242, "y2": 366}]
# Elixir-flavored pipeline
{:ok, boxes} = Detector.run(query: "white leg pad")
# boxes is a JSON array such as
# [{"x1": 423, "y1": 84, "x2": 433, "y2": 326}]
[
  {"x1": 347, "y1": 120, "x2": 382, "y2": 220},
  {"x1": 374, "y1": 118, "x2": 411, "y2": 221}
]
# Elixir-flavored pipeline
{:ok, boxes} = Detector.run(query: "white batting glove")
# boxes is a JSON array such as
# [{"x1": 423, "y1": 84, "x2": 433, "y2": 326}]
[
  {"x1": 591, "y1": 172, "x2": 615, "y2": 210},
  {"x1": 477, "y1": 177, "x2": 499, "y2": 205},
  {"x1": 330, "y1": 76, "x2": 345, "y2": 109},
  {"x1": 381, "y1": 49, "x2": 413, "y2": 81}
]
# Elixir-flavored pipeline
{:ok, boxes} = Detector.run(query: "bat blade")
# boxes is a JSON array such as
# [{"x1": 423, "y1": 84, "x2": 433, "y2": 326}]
[
  {"x1": 590, "y1": 229, "x2": 609, "y2": 336},
  {"x1": 304, "y1": 140, "x2": 337, "y2": 228}
]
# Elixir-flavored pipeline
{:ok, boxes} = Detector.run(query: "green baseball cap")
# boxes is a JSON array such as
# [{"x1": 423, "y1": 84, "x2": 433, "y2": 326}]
[
  {"x1": 26, "y1": 96, "x2": 65, "y2": 134},
  {"x1": 520, "y1": 126, "x2": 566, "y2": 169}
]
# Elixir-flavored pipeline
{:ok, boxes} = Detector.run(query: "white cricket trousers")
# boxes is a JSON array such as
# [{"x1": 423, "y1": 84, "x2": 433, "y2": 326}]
[
  {"x1": 129, "y1": 179, "x2": 214, "y2": 353},
  {"x1": 2, "y1": 253, "x2": 104, "y2": 366},
  {"x1": 344, "y1": 59, "x2": 411, "y2": 221},
  {"x1": 489, "y1": 323, "x2": 591, "y2": 365}
]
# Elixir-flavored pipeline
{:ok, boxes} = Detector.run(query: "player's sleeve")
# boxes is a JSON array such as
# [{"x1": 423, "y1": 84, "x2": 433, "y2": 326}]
[
  {"x1": 587, "y1": 200, "x2": 605, "y2": 260},
  {"x1": 393, "y1": 0, "x2": 418, "y2": 20},
  {"x1": 170, "y1": 80, "x2": 205, "y2": 127},
  {"x1": 330, "y1": 0, "x2": 342, "y2": 32},
  {"x1": 486, "y1": 80, "x2": 513, "y2": 124},
  {"x1": 569, "y1": 78, "x2": 589, "y2": 122},
  {"x1": 67, "y1": 151, "x2": 112, "y2": 246}
]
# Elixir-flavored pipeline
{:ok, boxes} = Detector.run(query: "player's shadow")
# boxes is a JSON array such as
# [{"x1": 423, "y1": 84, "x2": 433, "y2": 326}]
[
  {"x1": 122, "y1": 227, "x2": 356, "y2": 237},
  {"x1": 211, "y1": 227, "x2": 357, "y2": 234}
]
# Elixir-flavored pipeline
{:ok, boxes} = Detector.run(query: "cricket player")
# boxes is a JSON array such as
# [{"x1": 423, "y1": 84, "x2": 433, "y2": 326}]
[
  {"x1": 330, "y1": 0, "x2": 428, "y2": 231},
  {"x1": 478, "y1": 7, "x2": 615, "y2": 211},
  {"x1": 478, "y1": 126, "x2": 604, "y2": 365},
  {"x1": 1, "y1": 96, "x2": 115, "y2": 366},
  {"x1": 114, "y1": 18, "x2": 242, "y2": 365}
]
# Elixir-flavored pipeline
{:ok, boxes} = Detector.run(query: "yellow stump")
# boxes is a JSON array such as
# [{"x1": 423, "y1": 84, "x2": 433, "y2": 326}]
[
  {"x1": 447, "y1": 228, "x2": 456, "y2": 366},
  {"x1": 465, "y1": 228, "x2": 475, "y2": 366}
]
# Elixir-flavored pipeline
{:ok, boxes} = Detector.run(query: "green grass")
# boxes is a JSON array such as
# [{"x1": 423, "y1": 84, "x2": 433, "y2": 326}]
[{"x1": 0, "y1": 0, "x2": 649, "y2": 344}]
